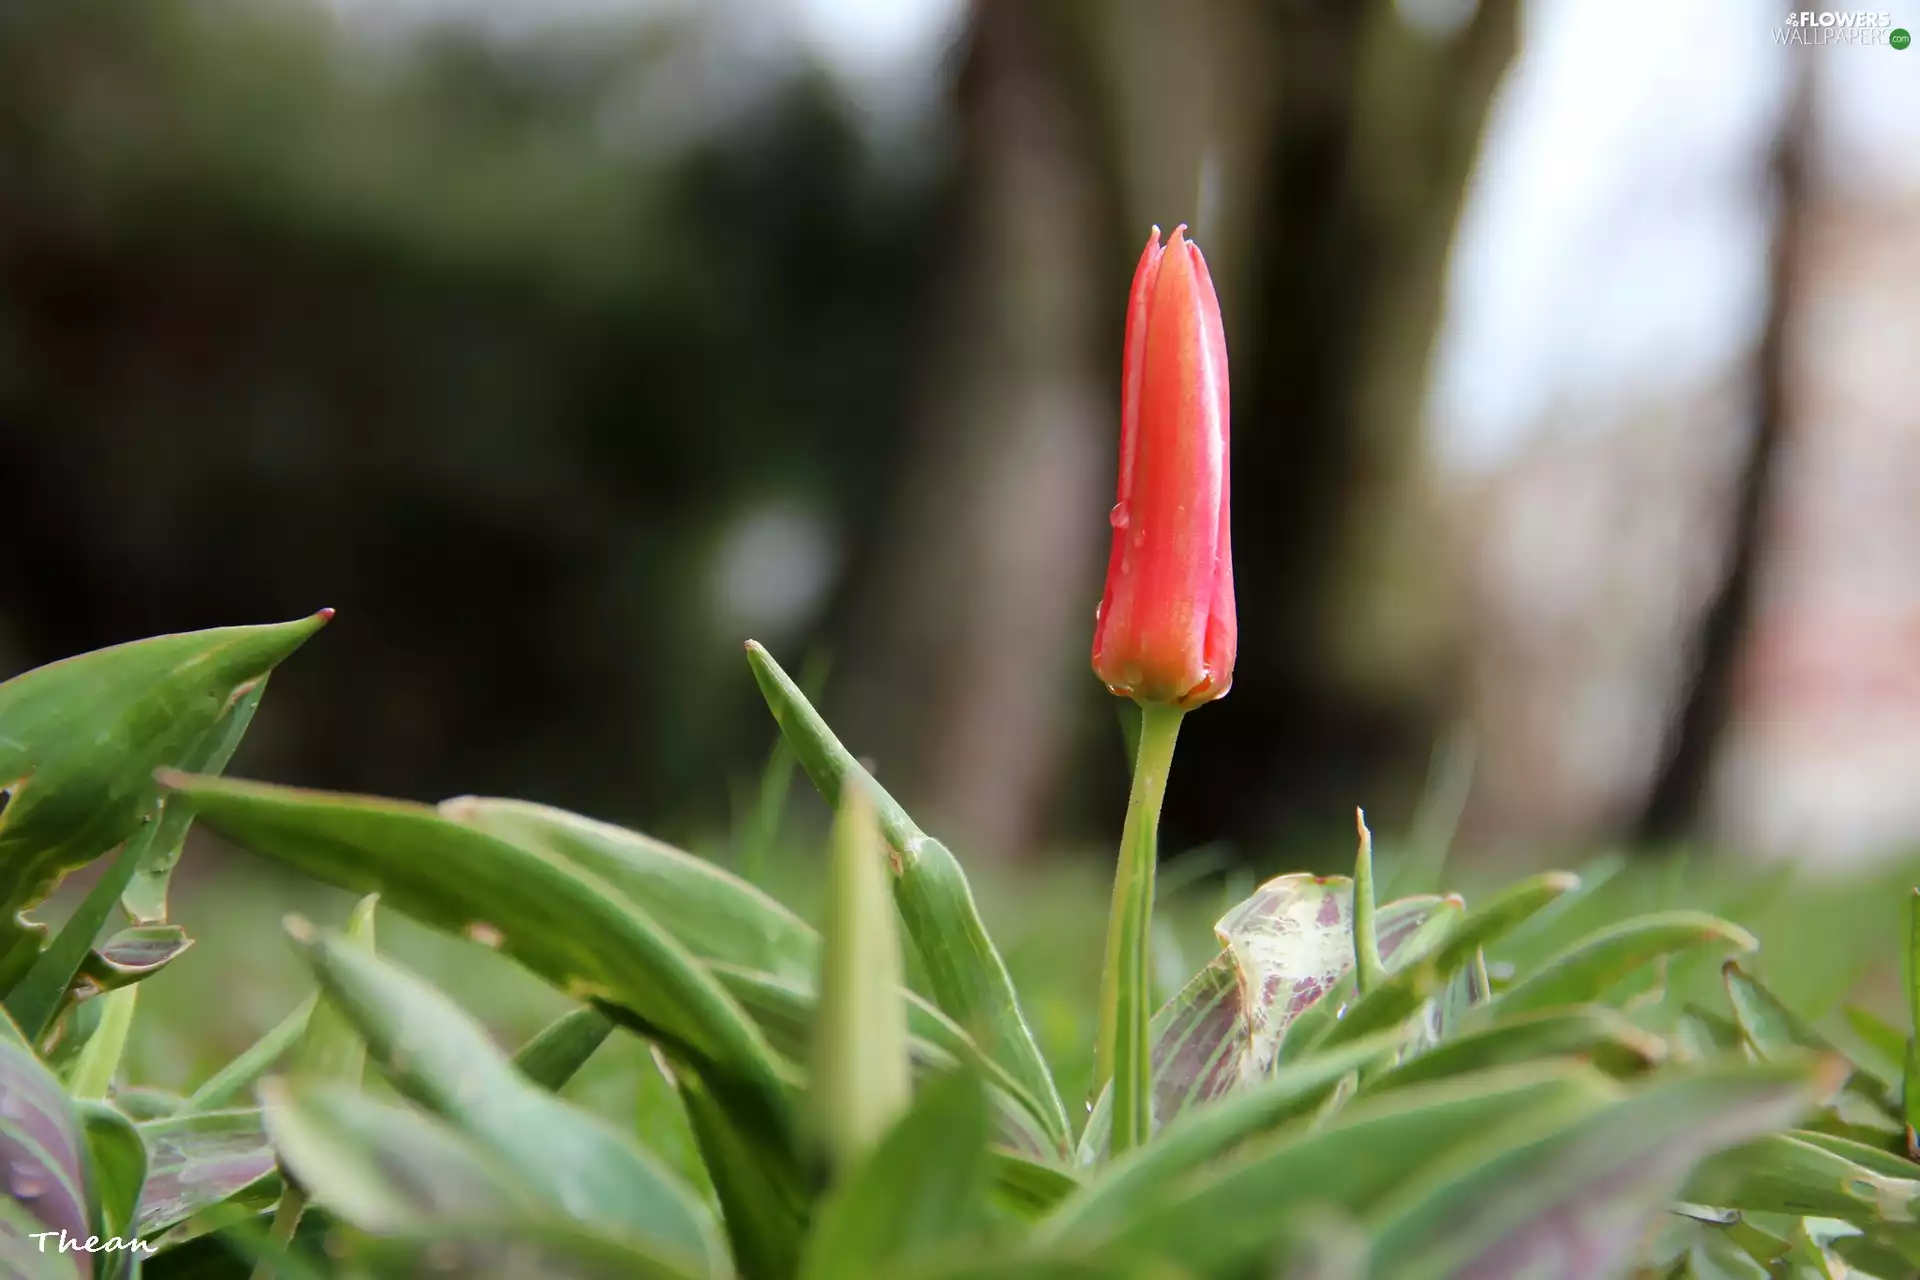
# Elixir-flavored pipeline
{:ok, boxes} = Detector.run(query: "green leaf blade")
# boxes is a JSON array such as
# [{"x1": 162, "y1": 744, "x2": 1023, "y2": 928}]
[{"x1": 744, "y1": 642, "x2": 1068, "y2": 1156}]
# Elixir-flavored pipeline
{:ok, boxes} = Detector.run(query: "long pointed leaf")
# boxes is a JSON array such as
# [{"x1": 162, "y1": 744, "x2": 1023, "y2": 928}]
[
  {"x1": 442, "y1": 796, "x2": 817, "y2": 986},
  {"x1": 1490, "y1": 911, "x2": 1758, "y2": 1017},
  {"x1": 182, "y1": 997, "x2": 314, "y2": 1114},
  {"x1": 0, "y1": 613, "x2": 329, "y2": 989},
  {"x1": 291, "y1": 925, "x2": 722, "y2": 1270},
  {"x1": 1367, "y1": 1058, "x2": 1840, "y2": 1279},
  {"x1": 157, "y1": 773, "x2": 794, "y2": 1143},
  {"x1": 511, "y1": 1007, "x2": 616, "y2": 1095},
  {"x1": 1041, "y1": 1028, "x2": 1411, "y2": 1247},
  {"x1": 135, "y1": 1108, "x2": 279, "y2": 1239},
  {"x1": 745, "y1": 642, "x2": 1068, "y2": 1154},
  {"x1": 800, "y1": 1070, "x2": 990, "y2": 1280}
]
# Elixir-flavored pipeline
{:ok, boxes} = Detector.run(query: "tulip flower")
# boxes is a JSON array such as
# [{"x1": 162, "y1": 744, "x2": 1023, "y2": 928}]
[
  {"x1": 1092, "y1": 224, "x2": 1235, "y2": 710},
  {"x1": 1093, "y1": 225, "x2": 1234, "y2": 1156}
]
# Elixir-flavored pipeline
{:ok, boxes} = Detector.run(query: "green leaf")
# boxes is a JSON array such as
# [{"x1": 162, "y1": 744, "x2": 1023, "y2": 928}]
[
  {"x1": 708, "y1": 962, "x2": 1056, "y2": 1159},
  {"x1": 69, "y1": 986, "x2": 139, "y2": 1100},
  {"x1": 677, "y1": 1069, "x2": 810, "y2": 1280},
  {"x1": 77, "y1": 1098, "x2": 148, "y2": 1280},
  {"x1": 1688, "y1": 1131, "x2": 1920, "y2": 1222},
  {"x1": 457, "y1": 799, "x2": 1061, "y2": 1156},
  {"x1": 182, "y1": 997, "x2": 314, "y2": 1114},
  {"x1": 1361, "y1": 1006, "x2": 1665, "y2": 1095},
  {"x1": 1040, "y1": 1029, "x2": 1412, "y2": 1249},
  {"x1": 442, "y1": 796, "x2": 818, "y2": 986},
  {"x1": 1723, "y1": 961, "x2": 1894, "y2": 1110},
  {"x1": 1488, "y1": 911, "x2": 1758, "y2": 1017},
  {"x1": 1367, "y1": 1058, "x2": 1840, "y2": 1279},
  {"x1": 1079, "y1": 1062, "x2": 1620, "y2": 1271},
  {"x1": 510, "y1": 1006, "x2": 616, "y2": 1094},
  {"x1": 810, "y1": 788, "x2": 911, "y2": 1178},
  {"x1": 9, "y1": 836, "x2": 154, "y2": 1042},
  {"x1": 1843, "y1": 1004, "x2": 1906, "y2": 1076},
  {"x1": 111, "y1": 1087, "x2": 184, "y2": 1121},
  {"x1": 289, "y1": 925, "x2": 722, "y2": 1270},
  {"x1": 1425, "y1": 871, "x2": 1581, "y2": 981},
  {"x1": 260, "y1": 1079, "x2": 546, "y2": 1230},
  {"x1": 141, "y1": 1205, "x2": 332, "y2": 1280},
  {"x1": 0, "y1": 1192, "x2": 85, "y2": 1280},
  {"x1": 159, "y1": 773, "x2": 794, "y2": 1142},
  {"x1": 902, "y1": 1260, "x2": 1167, "y2": 1280},
  {"x1": 135, "y1": 1108, "x2": 279, "y2": 1238},
  {"x1": 1306, "y1": 898, "x2": 1465, "y2": 1052},
  {"x1": 630, "y1": 1044, "x2": 720, "y2": 1216},
  {"x1": 1077, "y1": 887, "x2": 1454, "y2": 1162},
  {"x1": 1673, "y1": 1003, "x2": 1744, "y2": 1064},
  {"x1": 0, "y1": 1005, "x2": 91, "y2": 1255},
  {"x1": 289, "y1": 893, "x2": 378, "y2": 1086},
  {"x1": 800, "y1": 1070, "x2": 990, "y2": 1280},
  {"x1": 1350, "y1": 811, "x2": 1386, "y2": 995},
  {"x1": 985, "y1": 1150, "x2": 1079, "y2": 1220},
  {"x1": 745, "y1": 642, "x2": 1069, "y2": 1155},
  {"x1": 339, "y1": 1220, "x2": 709, "y2": 1280},
  {"x1": 257, "y1": 892, "x2": 380, "y2": 1270},
  {"x1": 1792, "y1": 1126, "x2": 1920, "y2": 1180},
  {"x1": 77, "y1": 924, "x2": 195, "y2": 998},
  {"x1": 123, "y1": 677, "x2": 273, "y2": 926},
  {"x1": 0, "y1": 613, "x2": 330, "y2": 989}
]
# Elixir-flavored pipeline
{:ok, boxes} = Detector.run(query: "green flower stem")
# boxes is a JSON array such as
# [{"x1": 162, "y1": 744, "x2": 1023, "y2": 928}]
[{"x1": 1095, "y1": 701, "x2": 1184, "y2": 1158}]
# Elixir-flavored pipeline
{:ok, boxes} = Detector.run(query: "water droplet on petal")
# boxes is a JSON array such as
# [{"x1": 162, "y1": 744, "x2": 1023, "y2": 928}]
[{"x1": 1108, "y1": 502, "x2": 1129, "y2": 531}]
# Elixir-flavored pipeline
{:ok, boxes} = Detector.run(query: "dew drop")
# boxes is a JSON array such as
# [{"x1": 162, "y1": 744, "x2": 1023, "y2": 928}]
[
  {"x1": 1130, "y1": 529, "x2": 1146, "y2": 549},
  {"x1": 1108, "y1": 502, "x2": 1129, "y2": 531},
  {"x1": 9, "y1": 1160, "x2": 46, "y2": 1200}
]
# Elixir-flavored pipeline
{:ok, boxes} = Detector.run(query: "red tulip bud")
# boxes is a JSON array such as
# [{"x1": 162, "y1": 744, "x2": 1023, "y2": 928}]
[{"x1": 1092, "y1": 225, "x2": 1235, "y2": 709}]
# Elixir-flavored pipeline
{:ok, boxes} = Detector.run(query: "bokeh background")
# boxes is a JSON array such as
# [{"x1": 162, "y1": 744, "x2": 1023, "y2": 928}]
[{"x1": 5, "y1": 0, "x2": 1919, "y2": 951}]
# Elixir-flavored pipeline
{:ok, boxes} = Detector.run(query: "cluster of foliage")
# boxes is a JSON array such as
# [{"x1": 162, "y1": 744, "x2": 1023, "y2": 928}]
[{"x1": 4, "y1": 615, "x2": 1920, "y2": 1278}]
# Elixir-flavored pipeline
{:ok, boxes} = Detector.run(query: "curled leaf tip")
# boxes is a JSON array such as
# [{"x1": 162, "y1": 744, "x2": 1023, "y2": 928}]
[
  {"x1": 1545, "y1": 871, "x2": 1581, "y2": 892},
  {"x1": 152, "y1": 767, "x2": 190, "y2": 790},
  {"x1": 315, "y1": 607, "x2": 336, "y2": 623},
  {"x1": 1355, "y1": 808, "x2": 1370, "y2": 841},
  {"x1": 282, "y1": 914, "x2": 316, "y2": 944}
]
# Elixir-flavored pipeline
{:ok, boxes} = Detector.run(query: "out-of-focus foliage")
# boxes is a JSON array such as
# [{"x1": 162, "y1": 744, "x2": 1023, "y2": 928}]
[
  {"x1": 8, "y1": 618, "x2": 1919, "y2": 1278},
  {"x1": 0, "y1": 0, "x2": 951, "y2": 837}
]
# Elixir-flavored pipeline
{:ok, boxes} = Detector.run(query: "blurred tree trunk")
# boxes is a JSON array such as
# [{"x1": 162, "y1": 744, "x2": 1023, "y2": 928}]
[
  {"x1": 1635, "y1": 66, "x2": 1812, "y2": 844},
  {"x1": 850, "y1": 0, "x2": 1521, "y2": 860},
  {"x1": 1097, "y1": 0, "x2": 1522, "y2": 853},
  {"x1": 843, "y1": 1, "x2": 1111, "y2": 860}
]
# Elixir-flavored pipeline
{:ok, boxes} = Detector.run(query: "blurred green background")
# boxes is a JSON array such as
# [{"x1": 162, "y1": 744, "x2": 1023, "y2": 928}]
[{"x1": 6, "y1": 0, "x2": 1920, "y2": 1100}]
